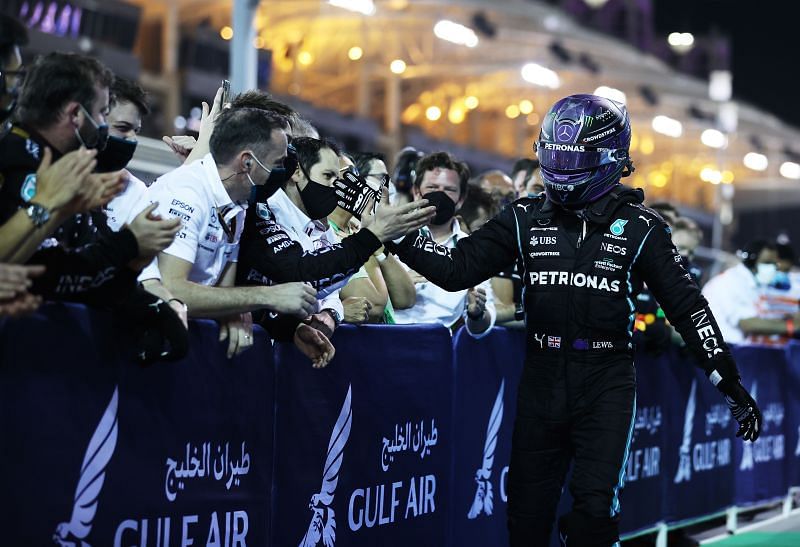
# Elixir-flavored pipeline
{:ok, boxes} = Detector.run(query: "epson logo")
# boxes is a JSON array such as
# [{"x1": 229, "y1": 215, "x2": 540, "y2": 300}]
[
  {"x1": 543, "y1": 143, "x2": 585, "y2": 152},
  {"x1": 600, "y1": 242, "x2": 627, "y2": 256},
  {"x1": 171, "y1": 199, "x2": 195, "y2": 214},
  {"x1": 528, "y1": 271, "x2": 621, "y2": 293}
]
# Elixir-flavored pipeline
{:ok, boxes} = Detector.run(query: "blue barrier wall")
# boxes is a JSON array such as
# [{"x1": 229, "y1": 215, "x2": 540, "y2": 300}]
[
  {"x1": 2, "y1": 306, "x2": 800, "y2": 546},
  {"x1": 0, "y1": 304, "x2": 275, "y2": 546},
  {"x1": 271, "y1": 324, "x2": 453, "y2": 547}
]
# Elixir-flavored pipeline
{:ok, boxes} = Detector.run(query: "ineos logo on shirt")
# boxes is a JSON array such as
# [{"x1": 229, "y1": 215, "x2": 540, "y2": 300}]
[
  {"x1": 600, "y1": 242, "x2": 627, "y2": 256},
  {"x1": 414, "y1": 234, "x2": 451, "y2": 257}
]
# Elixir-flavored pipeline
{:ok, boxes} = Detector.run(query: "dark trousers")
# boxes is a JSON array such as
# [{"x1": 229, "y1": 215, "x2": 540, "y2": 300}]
[{"x1": 507, "y1": 354, "x2": 636, "y2": 547}]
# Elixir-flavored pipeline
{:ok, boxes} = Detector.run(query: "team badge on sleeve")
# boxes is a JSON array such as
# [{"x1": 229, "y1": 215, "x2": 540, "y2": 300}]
[{"x1": 20, "y1": 173, "x2": 37, "y2": 202}]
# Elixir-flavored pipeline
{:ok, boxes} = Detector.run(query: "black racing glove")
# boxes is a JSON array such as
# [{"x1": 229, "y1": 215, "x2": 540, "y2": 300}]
[
  {"x1": 118, "y1": 288, "x2": 189, "y2": 365},
  {"x1": 705, "y1": 355, "x2": 762, "y2": 441},
  {"x1": 722, "y1": 381, "x2": 762, "y2": 441},
  {"x1": 334, "y1": 170, "x2": 379, "y2": 220}
]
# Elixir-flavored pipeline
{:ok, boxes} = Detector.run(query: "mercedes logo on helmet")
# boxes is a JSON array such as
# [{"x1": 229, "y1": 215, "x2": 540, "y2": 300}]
[{"x1": 556, "y1": 123, "x2": 575, "y2": 142}]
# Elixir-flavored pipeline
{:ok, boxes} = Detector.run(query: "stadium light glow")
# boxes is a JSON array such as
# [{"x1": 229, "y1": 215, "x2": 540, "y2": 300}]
[
  {"x1": 519, "y1": 100, "x2": 534, "y2": 114},
  {"x1": 448, "y1": 103, "x2": 466, "y2": 124},
  {"x1": 640, "y1": 136, "x2": 655, "y2": 155},
  {"x1": 700, "y1": 167, "x2": 722, "y2": 185},
  {"x1": 593, "y1": 86, "x2": 627, "y2": 104},
  {"x1": 701, "y1": 129, "x2": 727, "y2": 149},
  {"x1": 298, "y1": 51, "x2": 314, "y2": 66},
  {"x1": 521, "y1": 63, "x2": 560, "y2": 89},
  {"x1": 328, "y1": 0, "x2": 376, "y2": 16},
  {"x1": 780, "y1": 161, "x2": 800, "y2": 179},
  {"x1": 434, "y1": 20, "x2": 479, "y2": 48},
  {"x1": 426, "y1": 106, "x2": 442, "y2": 121},
  {"x1": 668, "y1": 32, "x2": 694, "y2": 53},
  {"x1": 651, "y1": 115, "x2": 683, "y2": 138},
  {"x1": 348, "y1": 46, "x2": 363, "y2": 61},
  {"x1": 505, "y1": 105, "x2": 521, "y2": 119},
  {"x1": 390, "y1": 59, "x2": 407, "y2": 74},
  {"x1": 743, "y1": 152, "x2": 768, "y2": 171},
  {"x1": 465, "y1": 96, "x2": 479, "y2": 109}
]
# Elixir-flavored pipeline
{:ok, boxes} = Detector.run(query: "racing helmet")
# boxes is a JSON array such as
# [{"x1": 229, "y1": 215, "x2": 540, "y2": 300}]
[{"x1": 536, "y1": 94, "x2": 634, "y2": 208}]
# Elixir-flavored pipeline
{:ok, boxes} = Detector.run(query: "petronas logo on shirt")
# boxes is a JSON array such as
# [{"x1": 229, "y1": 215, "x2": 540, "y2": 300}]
[{"x1": 610, "y1": 219, "x2": 628, "y2": 236}]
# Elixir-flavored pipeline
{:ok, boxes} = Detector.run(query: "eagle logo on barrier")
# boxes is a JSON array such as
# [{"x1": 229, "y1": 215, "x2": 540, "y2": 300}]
[
  {"x1": 300, "y1": 385, "x2": 353, "y2": 547},
  {"x1": 674, "y1": 379, "x2": 696, "y2": 484},
  {"x1": 468, "y1": 380, "x2": 505, "y2": 519},
  {"x1": 739, "y1": 382, "x2": 758, "y2": 471},
  {"x1": 53, "y1": 387, "x2": 119, "y2": 547}
]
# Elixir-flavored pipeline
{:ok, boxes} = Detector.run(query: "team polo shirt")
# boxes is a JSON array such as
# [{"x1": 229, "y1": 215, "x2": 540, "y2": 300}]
[
  {"x1": 104, "y1": 171, "x2": 148, "y2": 231},
  {"x1": 139, "y1": 153, "x2": 247, "y2": 286},
  {"x1": 393, "y1": 218, "x2": 497, "y2": 338}
]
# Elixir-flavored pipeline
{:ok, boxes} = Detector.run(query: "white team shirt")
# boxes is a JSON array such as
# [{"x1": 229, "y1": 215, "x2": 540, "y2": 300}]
[
  {"x1": 139, "y1": 153, "x2": 246, "y2": 286},
  {"x1": 104, "y1": 171, "x2": 148, "y2": 231},
  {"x1": 702, "y1": 263, "x2": 758, "y2": 344},
  {"x1": 103, "y1": 171, "x2": 164, "y2": 279},
  {"x1": 393, "y1": 219, "x2": 497, "y2": 338},
  {"x1": 266, "y1": 188, "x2": 344, "y2": 317}
]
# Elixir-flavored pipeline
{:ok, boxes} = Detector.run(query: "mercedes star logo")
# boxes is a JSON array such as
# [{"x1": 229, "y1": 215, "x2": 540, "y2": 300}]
[{"x1": 557, "y1": 124, "x2": 574, "y2": 142}]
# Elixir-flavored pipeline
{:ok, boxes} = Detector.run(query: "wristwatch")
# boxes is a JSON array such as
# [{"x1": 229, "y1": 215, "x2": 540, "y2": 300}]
[
  {"x1": 25, "y1": 202, "x2": 51, "y2": 227},
  {"x1": 322, "y1": 307, "x2": 342, "y2": 328}
]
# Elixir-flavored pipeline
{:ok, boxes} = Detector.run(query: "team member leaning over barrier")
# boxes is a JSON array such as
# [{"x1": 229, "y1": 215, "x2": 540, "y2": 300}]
[
  {"x1": 0, "y1": 51, "x2": 187, "y2": 363},
  {"x1": 236, "y1": 137, "x2": 434, "y2": 354},
  {"x1": 140, "y1": 108, "x2": 319, "y2": 360}
]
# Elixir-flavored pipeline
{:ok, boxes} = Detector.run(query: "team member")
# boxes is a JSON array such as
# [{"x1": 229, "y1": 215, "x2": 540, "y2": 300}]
[
  {"x1": 703, "y1": 239, "x2": 799, "y2": 344},
  {"x1": 236, "y1": 138, "x2": 434, "y2": 340},
  {"x1": 99, "y1": 76, "x2": 187, "y2": 327},
  {"x1": 143, "y1": 107, "x2": 319, "y2": 359},
  {"x1": 0, "y1": 52, "x2": 186, "y2": 362},
  {"x1": 392, "y1": 152, "x2": 496, "y2": 338},
  {"x1": 387, "y1": 94, "x2": 760, "y2": 546},
  {"x1": 0, "y1": 14, "x2": 27, "y2": 134}
]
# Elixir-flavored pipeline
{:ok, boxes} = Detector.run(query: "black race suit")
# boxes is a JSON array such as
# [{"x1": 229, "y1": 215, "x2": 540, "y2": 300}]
[
  {"x1": 387, "y1": 186, "x2": 735, "y2": 546},
  {"x1": 236, "y1": 197, "x2": 381, "y2": 339}
]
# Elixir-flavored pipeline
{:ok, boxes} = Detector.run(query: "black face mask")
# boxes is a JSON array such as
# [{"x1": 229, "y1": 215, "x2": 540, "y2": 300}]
[
  {"x1": 254, "y1": 144, "x2": 298, "y2": 203},
  {"x1": 95, "y1": 135, "x2": 137, "y2": 172},
  {"x1": 422, "y1": 191, "x2": 456, "y2": 225},
  {"x1": 75, "y1": 104, "x2": 109, "y2": 151},
  {"x1": 298, "y1": 162, "x2": 339, "y2": 220}
]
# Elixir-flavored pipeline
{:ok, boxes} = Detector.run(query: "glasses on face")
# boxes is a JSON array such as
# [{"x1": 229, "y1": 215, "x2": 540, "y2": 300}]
[{"x1": 367, "y1": 172, "x2": 391, "y2": 187}]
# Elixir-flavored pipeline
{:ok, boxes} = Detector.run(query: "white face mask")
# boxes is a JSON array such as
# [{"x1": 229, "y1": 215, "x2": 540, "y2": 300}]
[{"x1": 755, "y1": 263, "x2": 777, "y2": 286}]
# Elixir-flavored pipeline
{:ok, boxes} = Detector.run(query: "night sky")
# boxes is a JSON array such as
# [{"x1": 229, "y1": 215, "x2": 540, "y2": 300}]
[{"x1": 652, "y1": 0, "x2": 800, "y2": 129}]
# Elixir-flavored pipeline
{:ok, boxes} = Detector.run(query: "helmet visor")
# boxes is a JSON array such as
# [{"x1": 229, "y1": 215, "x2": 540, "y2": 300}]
[{"x1": 536, "y1": 141, "x2": 628, "y2": 172}]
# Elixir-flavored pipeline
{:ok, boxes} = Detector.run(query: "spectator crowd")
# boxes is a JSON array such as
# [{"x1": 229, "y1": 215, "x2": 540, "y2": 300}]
[{"x1": 0, "y1": 12, "x2": 797, "y2": 369}]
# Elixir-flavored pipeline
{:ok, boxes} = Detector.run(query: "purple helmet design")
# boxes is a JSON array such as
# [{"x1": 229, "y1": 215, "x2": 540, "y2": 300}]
[{"x1": 536, "y1": 94, "x2": 634, "y2": 208}]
